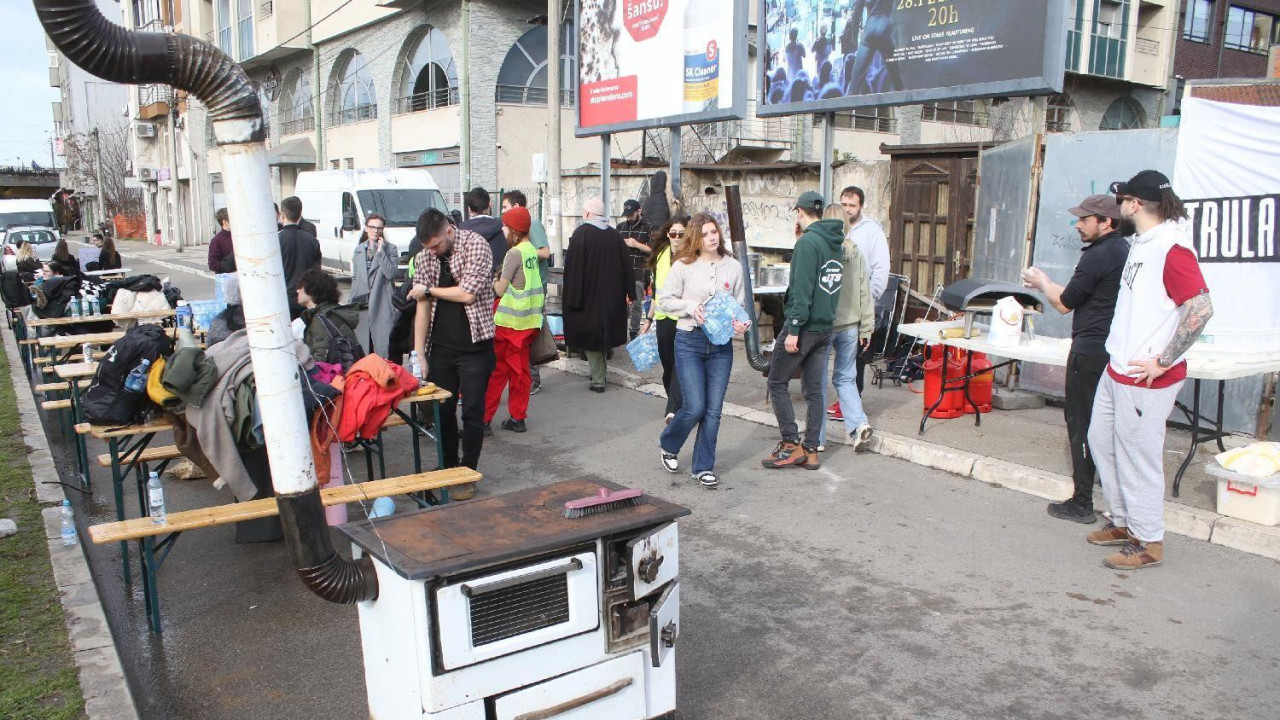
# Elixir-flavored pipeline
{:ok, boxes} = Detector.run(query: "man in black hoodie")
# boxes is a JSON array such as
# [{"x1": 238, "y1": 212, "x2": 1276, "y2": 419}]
[
  {"x1": 459, "y1": 187, "x2": 506, "y2": 277},
  {"x1": 762, "y1": 191, "x2": 845, "y2": 472}
]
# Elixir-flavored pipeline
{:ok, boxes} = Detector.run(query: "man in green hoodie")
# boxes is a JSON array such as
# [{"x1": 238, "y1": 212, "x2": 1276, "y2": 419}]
[{"x1": 763, "y1": 191, "x2": 845, "y2": 471}]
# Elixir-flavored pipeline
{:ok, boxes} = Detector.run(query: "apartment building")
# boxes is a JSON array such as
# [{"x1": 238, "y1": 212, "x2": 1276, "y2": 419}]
[{"x1": 1176, "y1": 0, "x2": 1280, "y2": 82}]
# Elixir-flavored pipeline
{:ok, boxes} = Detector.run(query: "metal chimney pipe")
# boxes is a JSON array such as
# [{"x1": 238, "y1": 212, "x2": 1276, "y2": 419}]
[
  {"x1": 33, "y1": 0, "x2": 376, "y2": 603},
  {"x1": 725, "y1": 185, "x2": 770, "y2": 372}
]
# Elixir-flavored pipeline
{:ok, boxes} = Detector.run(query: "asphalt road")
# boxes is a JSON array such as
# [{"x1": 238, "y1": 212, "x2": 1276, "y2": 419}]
[{"x1": 47, "y1": 243, "x2": 1280, "y2": 720}]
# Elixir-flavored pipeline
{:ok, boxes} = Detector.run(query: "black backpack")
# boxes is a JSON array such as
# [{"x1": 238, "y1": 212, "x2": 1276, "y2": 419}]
[
  {"x1": 1, "y1": 271, "x2": 30, "y2": 309},
  {"x1": 315, "y1": 309, "x2": 365, "y2": 371},
  {"x1": 81, "y1": 324, "x2": 175, "y2": 425}
]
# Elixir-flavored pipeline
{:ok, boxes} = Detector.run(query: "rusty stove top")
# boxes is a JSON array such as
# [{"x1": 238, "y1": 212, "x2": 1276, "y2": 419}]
[{"x1": 338, "y1": 477, "x2": 691, "y2": 581}]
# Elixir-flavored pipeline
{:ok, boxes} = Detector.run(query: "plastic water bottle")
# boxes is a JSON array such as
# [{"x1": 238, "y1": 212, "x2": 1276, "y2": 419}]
[
  {"x1": 81, "y1": 296, "x2": 93, "y2": 317},
  {"x1": 175, "y1": 300, "x2": 192, "y2": 331},
  {"x1": 82, "y1": 343, "x2": 93, "y2": 363},
  {"x1": 409, "y1": 351, "x2": 421, "y2": 382},
  {"x1": 68, "y1": 295, "x2": 81, "y2": 318},
  {"x1": 124, "y1": 358, "x2": 151, "y2": 393},
  {"x1": 60, "y1": 500, "x2": 77, "y2": 546},
  {"x1": 89, "y1": 294, "x2": 101, "y2": 316},
  {"x1": 147, "y1": 471, "x2": 166, "y2": 524}
]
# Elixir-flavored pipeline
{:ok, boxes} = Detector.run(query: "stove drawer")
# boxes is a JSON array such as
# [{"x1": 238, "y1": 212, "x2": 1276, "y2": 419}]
[
  {"x1": 435, "y1": 551, "x2": 599, "y2": 671},
  {"x1": 493, "y1": 652, "x2": 647, "y2": 720}
]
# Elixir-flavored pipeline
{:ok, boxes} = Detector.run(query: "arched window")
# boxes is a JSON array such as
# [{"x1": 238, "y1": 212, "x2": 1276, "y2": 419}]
[
  {"x1": 1099, "y1": 96, "x2": 1143, "y2": 131},
  {"x1": 280, "y1": 71, "x2": 314, "y2": 136},
  {"x1": 332, "y1": 51, "x2": 377, "y2": 126},
  {"x1": 395, "y1": 27, "x2": 458, "y2": 114},
  {"x1": 1045, "y1": 94, "x2": 1074, "y2": 133},
  {"x1": 495, "y1": 24, "x2": 577, "y2": 106}
]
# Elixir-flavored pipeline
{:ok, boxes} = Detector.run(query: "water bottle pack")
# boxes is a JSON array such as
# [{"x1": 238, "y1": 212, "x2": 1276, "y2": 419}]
[
  {"x1": 188, "y1": 299, "x2": 224, "y2": 333},
  {"x1": 701, "y1": 290, "x2": 750, "y2": 346},
  {"x1": 626, "y1": 331, "x2": 660, "y2": 373}
]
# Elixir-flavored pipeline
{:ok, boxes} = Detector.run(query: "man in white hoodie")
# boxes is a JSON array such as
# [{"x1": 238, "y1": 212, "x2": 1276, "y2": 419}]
[{"x1": 1086, "y1": 170, "x2": 1213, "y2": 570}]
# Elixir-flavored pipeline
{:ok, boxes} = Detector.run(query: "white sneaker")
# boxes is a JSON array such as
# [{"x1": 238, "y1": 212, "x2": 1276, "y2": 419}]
[
  {"x1": 660, "y1": 449, "x2": 679, "y2": 473},
  {"x1": 816, "y1": 445, "x2": 826, "y2": 453},
  {"x1": 851, "y1": 423, "x2": 873, "y2": 452},
  {"x1": 693, "y1": 471, "x2": 719, "y2": 488},
  {"x1": 664, "y1": 413, "x2": 675, "y2": 425}
]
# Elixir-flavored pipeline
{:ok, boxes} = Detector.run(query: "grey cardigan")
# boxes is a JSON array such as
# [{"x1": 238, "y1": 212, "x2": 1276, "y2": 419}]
[
  {"x1": 350, "y1": 238, "x2": 399, "y2": 357},
  {"x1": 657, "y1": 254, "x2": 746, "y2": 332}
]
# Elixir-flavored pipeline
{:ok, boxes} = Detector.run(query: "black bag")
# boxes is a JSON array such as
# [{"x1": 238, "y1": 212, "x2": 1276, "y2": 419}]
[
  {"x1": 315, "y1": 309, "x2": 365, "y2": 371},
  {"x1": 81, "y1": 324, "x2": 175, "y2": 425},
  {"x1": 1, "y1": 271, "x2": 30, "y2": 309}
]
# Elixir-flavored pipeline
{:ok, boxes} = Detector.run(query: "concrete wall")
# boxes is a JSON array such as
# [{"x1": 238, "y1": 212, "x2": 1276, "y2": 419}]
[
  {"x1": 324, "y1": 121, "x2": 380, "y2": 168},
  {"x1": 312, "y1": 0, "x2": 397, "y2": 45},
  {"x1": 391, "y1": 108, "x2": 461, "y2": 155}
]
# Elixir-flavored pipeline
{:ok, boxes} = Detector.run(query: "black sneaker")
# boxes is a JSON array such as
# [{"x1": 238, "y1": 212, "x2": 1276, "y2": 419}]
[
  {"x1": 482, "y1": 422, "x2": 493, "y2": 437},
  {"x1": 1047, "y1": 499, "x2": 1097, "y2": 524},
  {"x1": 501, "y1": 418, "x2": 526, "y2": 433},
  {"x1": 660, "y1": 449, "x2": 679, "y2": 473},
  {"x1": 694, "y1": 472, "x2": 719, "y2": 488},
  {"x1": 529, "y1": 380, "x2": 542, "y2": 396}
]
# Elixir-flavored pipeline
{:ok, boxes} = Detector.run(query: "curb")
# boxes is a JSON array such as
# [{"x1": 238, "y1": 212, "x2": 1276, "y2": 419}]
[
  {"x1": 3, "y1": 325, "x2": 140, "y2": 720},
  {"x1": 559, "y1": 357, "x2": 1280, "y2": 563}
]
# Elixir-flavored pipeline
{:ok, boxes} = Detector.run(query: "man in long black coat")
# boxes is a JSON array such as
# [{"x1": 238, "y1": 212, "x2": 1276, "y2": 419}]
[{"x1": 563, "y1": 196, "x2": 634, "y2": 392}]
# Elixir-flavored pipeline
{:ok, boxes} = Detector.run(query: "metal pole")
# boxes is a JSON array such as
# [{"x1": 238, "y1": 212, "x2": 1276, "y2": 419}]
[
  {"x1": 547, "y1": 0, "x2": 563, "y2": 261},
  {"x1": 170, "y1": 107, "x2": 186, "y2": 252},
  {"x1": 820, "y1": 112, "x2": 834, "y2": 202},
  {"x1": 668, "y1": 125, "x2": 682, "y2": 205},
  {"x1": 460, "y1": 0, "x2": 471, "y2": 192},
  {"x1": 601, "y1": 133, "x2": 611, "y2": 217},
  {"x1": 92, "y1": 129, "x2": 106, "y2": 226}
]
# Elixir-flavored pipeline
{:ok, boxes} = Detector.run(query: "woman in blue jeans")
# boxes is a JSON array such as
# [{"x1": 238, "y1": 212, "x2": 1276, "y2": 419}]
[{"x1": 656, "y1": 213, "x2": 750, "y2": 488}]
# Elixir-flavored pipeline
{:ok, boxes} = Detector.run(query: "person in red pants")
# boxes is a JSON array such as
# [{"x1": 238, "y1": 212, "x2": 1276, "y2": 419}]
[{"x1": 483, "y1": 206, "x2": 545, "y2": 434}]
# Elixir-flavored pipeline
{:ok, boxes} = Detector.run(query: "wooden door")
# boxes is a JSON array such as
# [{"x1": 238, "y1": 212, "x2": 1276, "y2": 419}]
[{"x1": 889, "y1": 154, "x2": 978, "y2": 298}]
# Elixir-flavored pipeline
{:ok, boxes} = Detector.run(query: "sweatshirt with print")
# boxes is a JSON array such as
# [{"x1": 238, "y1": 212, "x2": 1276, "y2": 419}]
[{"x1": 784, "y1": 218, "x2": 845, "y2": 333}]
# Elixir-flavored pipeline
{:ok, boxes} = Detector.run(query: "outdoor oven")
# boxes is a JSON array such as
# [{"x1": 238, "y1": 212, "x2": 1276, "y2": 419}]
[{"x1": 339, "y1": 477, "x2": 690, "y2": 720}]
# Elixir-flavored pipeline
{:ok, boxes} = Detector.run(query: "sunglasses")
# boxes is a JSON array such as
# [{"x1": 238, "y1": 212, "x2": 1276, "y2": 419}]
[
  {"x1": 366, "y1": 224, "x2": 384, "y2": 231},
  {"x1": 668, "y1": 231, "x2": 684, "y2": 238}
]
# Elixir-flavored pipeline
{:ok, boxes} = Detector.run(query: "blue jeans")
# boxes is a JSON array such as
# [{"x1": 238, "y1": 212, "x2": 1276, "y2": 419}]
[
  {"x1": 819, "y1": 327, "x2": 869, "y2": 446},
  {"x1": 660, "y1": 329, "x2": 733, "y2": 475}
]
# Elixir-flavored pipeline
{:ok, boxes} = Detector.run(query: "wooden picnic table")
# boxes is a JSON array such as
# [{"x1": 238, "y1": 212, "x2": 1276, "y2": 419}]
[
  {"x1": 26, "y1": 308, "x2": 173, "y2": 328},
  {"x1": 83, "y1": 267, "x2": 133, "y2": 277},
  {"x1": 54, "y1": 362, "x2": 98, "y2": 380}
]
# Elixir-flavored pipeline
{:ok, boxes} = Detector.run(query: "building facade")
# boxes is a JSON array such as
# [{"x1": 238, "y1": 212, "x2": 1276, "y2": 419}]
[{"x1": 1175, "y1": 0, "x2": 1280, "y2": 81}]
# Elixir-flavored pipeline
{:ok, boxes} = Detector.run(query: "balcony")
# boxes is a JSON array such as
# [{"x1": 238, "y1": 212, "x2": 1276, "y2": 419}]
[
  {"x1": 281, "y1": 116, "x2": 315, "y2": 136},
  {"x1": 393, "y1": 87, "x2": 460, "y2": 115},
  {"x1": 334, "y1": 104, "x2": 377, "y2": 126},
  {"x1": 137, "y1": 84, "x2": 170, "y2": 121},
  {"x1": 494, "y1": 85, "x2": 576, "y2": 108},
  {"x1": 644, "y1": 101, "x2": 800, "y2": 165}
]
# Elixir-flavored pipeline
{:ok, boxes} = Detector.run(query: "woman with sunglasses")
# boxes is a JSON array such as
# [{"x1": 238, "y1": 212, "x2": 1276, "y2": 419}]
[
  {"x1": 641, "y1": 216, "x2": 689, "y2": 423},
  {"x1": 657, "y1": 213, "x2": 749, "y2": 488},
  {"x1": 350, "y1": 213, "x2": 399, "y2": 360}
]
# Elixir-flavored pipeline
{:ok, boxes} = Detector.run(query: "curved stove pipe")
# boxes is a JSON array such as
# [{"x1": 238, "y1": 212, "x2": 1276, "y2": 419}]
[
  {"x1": 34, "y1": 0, "x2": 376, "y2": 604},
  {"x1": 726, "y1": 185, "x2": 770, "y2": 372}
]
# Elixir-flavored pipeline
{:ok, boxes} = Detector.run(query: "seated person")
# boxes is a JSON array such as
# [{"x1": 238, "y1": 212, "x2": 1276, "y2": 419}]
[{"x1": 296, "y1": 269, "x2": 361, "y2": 367}]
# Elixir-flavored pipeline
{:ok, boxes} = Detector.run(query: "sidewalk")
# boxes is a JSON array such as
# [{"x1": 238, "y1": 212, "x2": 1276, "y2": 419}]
[{"x1": 556, "y1": 340, "x2": 1280, "y2": 561}]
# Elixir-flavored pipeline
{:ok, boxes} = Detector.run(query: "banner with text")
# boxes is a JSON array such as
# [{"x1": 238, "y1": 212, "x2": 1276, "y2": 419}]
[
  {"x1": 576, "y1": 0, "x2": 748, "y2": 136},
  {"x1": 1174, "y1": 96, "x2": 1280, "y2": 351},
  {"x1": 756, "y1": 0, "x2": 1065, "y2": 116}
]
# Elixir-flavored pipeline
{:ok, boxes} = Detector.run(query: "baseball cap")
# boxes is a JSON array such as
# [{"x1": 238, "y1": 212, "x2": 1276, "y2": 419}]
[
  {"x1": 793, "y1": 190, "x2": 825, "y2": 212},
  {"x1": 622, "y1": 199, "x2": 641, "y2": 215},
  {"x1": 1068, "y1": 194, "x2": 1122, "y2": 221},
  {"x1": 1109, "y1": 170, "x2": 1171, "y2": 203},
  {"x1": 501, "y1": 206, "x2": 532, "y2": 235}
]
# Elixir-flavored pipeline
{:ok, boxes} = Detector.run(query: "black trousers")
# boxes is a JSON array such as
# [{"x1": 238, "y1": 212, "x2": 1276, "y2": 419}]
[
  {"x1": 655, "y1": 318, "x2": 683, "y2": 416},
  {"x1": 428, "y1": 343, "x2": 496, "y2": 470},
  {"x1": 1064, "y1": 350, "x2": 1108, "y2": 506}
]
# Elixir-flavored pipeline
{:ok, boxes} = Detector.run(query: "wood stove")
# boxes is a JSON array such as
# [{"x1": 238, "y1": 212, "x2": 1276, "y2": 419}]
[{"x1": 339, "y1": 477, "x2": 690, "y2": 720}]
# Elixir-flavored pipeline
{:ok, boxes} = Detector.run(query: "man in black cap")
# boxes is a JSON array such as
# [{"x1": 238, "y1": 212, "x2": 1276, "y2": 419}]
[
  {"x1": 617, "y1": 198, "x2": 653, "y2": 339},
  {"x1": 1022, "y1": 194, "x2": 1130, "y2": 524}
]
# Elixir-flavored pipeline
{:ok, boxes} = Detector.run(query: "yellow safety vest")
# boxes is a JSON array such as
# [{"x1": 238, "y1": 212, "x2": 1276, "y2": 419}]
[
  {"x1": 495, "y1": 241, "x2": 545, "y2": 331},
  {"x1": 653, "y1": 247, "x2": 676, "y2": 321}
]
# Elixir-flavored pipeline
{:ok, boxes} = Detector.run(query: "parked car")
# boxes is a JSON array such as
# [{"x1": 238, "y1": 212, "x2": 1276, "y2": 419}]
[
  {"x1": 0, "y1": 199, "x2": 56, "y2": 231},
  {"x1": 2, "y1": 226, "x2": 59, "y2": 271}
]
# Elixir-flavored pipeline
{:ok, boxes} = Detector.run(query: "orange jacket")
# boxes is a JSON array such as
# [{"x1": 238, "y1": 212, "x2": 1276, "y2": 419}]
[{"x1": 336, "y1": 354, "x2": 417, "y2": 442}]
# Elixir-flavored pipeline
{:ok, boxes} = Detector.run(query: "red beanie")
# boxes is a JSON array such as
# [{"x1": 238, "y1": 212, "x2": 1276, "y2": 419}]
[{"x1": 502, "y1": 206, "x2": 532, "y2": 235}]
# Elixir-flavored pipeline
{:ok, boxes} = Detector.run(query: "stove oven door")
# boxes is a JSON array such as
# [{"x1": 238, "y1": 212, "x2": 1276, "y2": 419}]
[
  {"x1": 435, "y1": 551, "x2": 599, "y2": 671},
  {"x1": 627, "y1": 522, "x2": 678, "y2": 600},
  {"x1": 492, "y1": 651, "x2": 647, "y2": 720}
]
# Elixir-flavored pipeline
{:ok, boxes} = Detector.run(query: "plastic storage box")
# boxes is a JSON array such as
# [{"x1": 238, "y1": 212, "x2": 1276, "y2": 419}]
[{"x1": 1206, "y1": 462, "x2": 1280, "y2": 526}]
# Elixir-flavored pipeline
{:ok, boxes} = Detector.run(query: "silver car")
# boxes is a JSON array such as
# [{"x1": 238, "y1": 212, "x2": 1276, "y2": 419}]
[{"x1": 2, "y1": 226, "x2": 59, "y2": 271}]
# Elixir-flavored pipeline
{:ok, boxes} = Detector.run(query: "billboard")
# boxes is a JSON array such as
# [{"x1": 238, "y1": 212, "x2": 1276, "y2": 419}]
[
  {"x1": 757, "y1": 0, "x2": 1066, "y2": 116},
  {"x1": 576, "y1": 0, "x2": 749, "y2": 136}
]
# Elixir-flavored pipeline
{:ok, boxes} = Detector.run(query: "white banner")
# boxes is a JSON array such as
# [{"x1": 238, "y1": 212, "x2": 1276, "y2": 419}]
[{"x1": 1173, "y1": 96, "x2": 1280, "y2": 355}]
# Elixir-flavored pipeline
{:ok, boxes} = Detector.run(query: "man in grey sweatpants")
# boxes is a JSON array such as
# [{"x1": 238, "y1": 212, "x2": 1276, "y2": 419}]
[{"x1": 1085, "y1": 170, "x2": 1213, "y2": 570}]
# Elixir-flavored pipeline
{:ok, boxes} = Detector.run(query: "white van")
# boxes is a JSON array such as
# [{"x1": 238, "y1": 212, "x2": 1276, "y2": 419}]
[
  {"x1": 294, "y1": 169, "x2": 449, "y2": 274},
  {"x1": 0, "y1": 199, "x2": 57, "y2": 231}
]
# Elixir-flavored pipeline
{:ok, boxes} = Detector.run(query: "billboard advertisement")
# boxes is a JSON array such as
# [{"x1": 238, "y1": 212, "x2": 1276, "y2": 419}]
[
  {"x1": 757, "y1": 0, "x2": 1067, "y2": 116},
  {"x1": 576, "y1": 0, "x2": 749, "y2": 136}
]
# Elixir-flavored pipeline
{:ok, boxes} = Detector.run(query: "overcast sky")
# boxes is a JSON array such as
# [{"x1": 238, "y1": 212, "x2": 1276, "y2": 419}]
[{"x1": 0, "y1": 2, "x2": 63, "y2": 167}]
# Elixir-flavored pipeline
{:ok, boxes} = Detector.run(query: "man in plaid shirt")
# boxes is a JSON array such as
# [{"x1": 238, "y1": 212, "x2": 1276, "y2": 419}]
[{"x1": 409, "y1": 209, "x2": 496, "y2": 492}]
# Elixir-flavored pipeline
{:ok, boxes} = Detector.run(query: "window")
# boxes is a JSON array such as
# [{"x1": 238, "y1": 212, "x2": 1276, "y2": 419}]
[
  {"x1": 216, "y1": 0, "x2": 231, "y2": 55},
  {"x1": 1089, "y1": 0, "x2": 1130, "y2": 78},
  {"x1": 833, "y1": 106, "x2": 896, "y2": 133},
  {"x1": 333, "y1": 51, "x2": 377, "y2": 125},
  {"x1": 920, "y1": 100, "x2": 985, "y2": 126},
  {"x1": 1046, "y1": 94, "x2": 1074, "y2": 133},
  {"x1": 495, "y1": 24, "x2": 578, "y2": 107},
  {"x1": 1224, "y1": 6, "x2": 1279, "y2": 53},
  {"x1": 1099, "y1": 96, "x2": 1144, "y2": 130},
  {"x1": 280, "y1": 71, "x2": 314, "y2": 135},
  {"x1": 236, "y1": 0, "x2": 254, "y2": 60},
  {"x1": 396, "y1": 27, "x2": 459, "y2": 114},
  {"x1": 1183, "y1": 0, "x2": 1213, "y2": 42}
]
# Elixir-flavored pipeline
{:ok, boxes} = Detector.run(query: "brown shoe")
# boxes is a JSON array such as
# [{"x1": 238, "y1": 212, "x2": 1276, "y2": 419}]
[
  {"x1": 762, "y1": 442, "x2": 805, "y2": 469},
  {"x1": 449, "y1": 482, "x2": 477, "y2": 501},
  {"x1": 1086, "y1": 522, "x2": 1130, "y2": 546},
  {"x1": 1104, "y1": 540, "x2": 1163, "y2": 570},
  {"x1": 799, "y1": 444, "x2": 821, "y2": 471}
]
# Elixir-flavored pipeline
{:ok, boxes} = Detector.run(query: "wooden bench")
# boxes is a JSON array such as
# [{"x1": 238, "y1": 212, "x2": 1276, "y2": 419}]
[
  {"x1": 19, "y1": 338, "x2": 39, "y2": 346},
  {"x1": 87, "y1": 467, "x2": 482, "y2": 545},
  {"x1": 36, "y1": 354, "x2": 84, "y2": 366},
  {"x1": 41, "y1": 399, "x2": 72, "y2": 411},
  {"x1": 35, "y1": 380, "x2": 90, "y2": 393},
  {"x1": 97, "y1": 445, "x2": 183, "y2": 467}
]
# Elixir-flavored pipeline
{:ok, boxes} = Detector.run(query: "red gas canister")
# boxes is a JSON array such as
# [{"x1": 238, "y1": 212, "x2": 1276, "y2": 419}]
[
  {"x1": 922, "y1": 351, "x2": 966, "y2": 419},
  {"x1": 963, "y1": 352, "x2": 995, "y2": 414}
]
